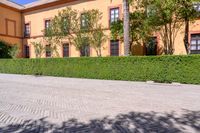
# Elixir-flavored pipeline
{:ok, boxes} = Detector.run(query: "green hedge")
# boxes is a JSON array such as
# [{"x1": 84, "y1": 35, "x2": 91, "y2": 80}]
[{"x1": 0, "y1": 55, "x2": 200, "y2": 84}]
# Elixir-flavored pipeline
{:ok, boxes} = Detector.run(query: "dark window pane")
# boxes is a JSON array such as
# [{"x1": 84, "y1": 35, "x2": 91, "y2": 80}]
[
  {"x1": 146, "y1": 37, "x2": 157, "y2": 55},
  {"x1": 110, "y1": 40, "x2": 119, "y2": 56},
  {"x1": 46, "y1": 45, "x2": 51, "y2": 57},
  {"x1": 110, "y1": 8, "x2": 119, "y2": 24},
  {"x1": 24, "y1": 45, "x2": 30, "y2": 58},
  {"x1": 80, "y1": 44, "x2": 90, "y2": 57},
  {"x1": 45, "y1": 20, "x2": 51, "y2": 29},
  {"x1": 63, "y1": 43, "x2": 69, "y2": 57},
  {"x1": 62, "y1": 17, "x2": 68, "y2": 34},
  {"x1": 81, "y1": 14, "x2": 88, "y2": 28},
  {"x1": 190, "y1": 34, "x2": 200, "y2": 54},
  {"x1": 24, "y1": 24, "x2": 30, "y2": 37},
  {"x1": 194, "y1": 4, "x2": 200, "y2": 12}
]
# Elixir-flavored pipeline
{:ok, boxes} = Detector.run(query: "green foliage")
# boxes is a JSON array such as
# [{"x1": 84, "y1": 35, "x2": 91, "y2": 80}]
[
  {"x1": 44, "y1": 8, "x2": 79, "y2": 57},
  {"x1": 8, "y1": 45, "x2": 19, "y2": 59},
  {"x1": 176, "y1": 0, "x2": 200, "y2": 54},
  {"x1": 0, "y1": 40, "x2": 19, "y2": 59},
  {"x1": 44, "y1": 8, "x2": 105, "y2": 57},
  {"x1": 0, "y1": 55, "x2": 200, "y2": 84},
  {"x1": 0, "y1": 41, "x2": 19, "y2": 59},
  {"x1": 177, "y1": 0, "x2": 200, "y2": 20},
  {"x1": 31, "y1": 41, "x2": 45, "y2": 58},
  {"x1": 89, "y1": 27, "x2": 107, "y2": 57},
  {"x1": 114, "y1": 0, "x2": 200, "y2": 55},
  {"x1": 0, "y1": 40, "x2": 12, "y2": 58},
  {"x1": 111, "y1": 20, "x2": 123, "y2": 40},
  {"x1": 86, "y1": 10, "x2": 107, "y2": 57},
  {"x1": 111, "y1": 10, "x2": 154, "y2": 55},
  {"x1": 145, "y1": 0, "x2": 184, "y2": 55}
]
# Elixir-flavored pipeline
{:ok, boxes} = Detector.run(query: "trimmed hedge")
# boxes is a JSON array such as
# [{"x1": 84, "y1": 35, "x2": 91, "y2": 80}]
[{"x1": 0, "y1": 55, "x2": 200, "y2": 84}]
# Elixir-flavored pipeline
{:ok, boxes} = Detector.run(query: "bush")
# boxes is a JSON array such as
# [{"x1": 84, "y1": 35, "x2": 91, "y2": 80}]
[
  {"x1": 0, "y1": 40, "x2": 19, "y2": 59},
  {"x1": 0, "y1": 55, "x2": 200, "y2": 84},
  {"x1": 8, "y1": 44, "x2": 19, "y2": 59},
  {"x1": 0, "y1": 40, "x2": 12, "y2": 58}
]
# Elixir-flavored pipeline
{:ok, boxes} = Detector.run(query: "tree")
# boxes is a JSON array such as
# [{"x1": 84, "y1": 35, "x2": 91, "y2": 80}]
[
  {"x1": 111, "y1": 9, "x2": 154, "y2": 55},
  {"x1": 177, "y1": 0, "x2": 200, "y2": 54},
  {"x1": 113, "y1": 0, "x2": 199, "y2": 55},
  {"x1": 31, "y1": 41, "x2": 45, "y2": 58},
  {"x1": 45, "y1": 8, "x2": 106, "y2": 57},
  {"x1": 89, "y1": 26, "x2": 107, "y2": 57},
  {"x1": 146, "y1": 0, "x2": 183, "y2": 55},
  {"x1": 111, "y1": 0, "x2": 131, "y2": 55},
  {"x1": 86, "y1": 10, "x2": 107, "y2": 57},
  {"x1": 123, "y1": 0, "x2": 130, "y2": 56},
  {"x1": 44, "y1": 7, "x2": 78, "y2": 57}
]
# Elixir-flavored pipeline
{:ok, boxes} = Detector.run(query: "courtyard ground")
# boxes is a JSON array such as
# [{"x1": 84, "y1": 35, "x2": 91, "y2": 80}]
[{"x1": 0, "y1": 74, "x2": 199, "y2": 132}]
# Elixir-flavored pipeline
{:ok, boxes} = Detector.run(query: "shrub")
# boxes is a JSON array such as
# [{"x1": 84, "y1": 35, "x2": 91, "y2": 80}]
[
  {"x1": 8, "y1": 44, "x2": 19, "y2": 59},
  {"x1": 0, "y1": 55, "x2": 199, "y2": 84},
  {"x1": 0, "y1": 40, "x2": 12, "y2": 58}
]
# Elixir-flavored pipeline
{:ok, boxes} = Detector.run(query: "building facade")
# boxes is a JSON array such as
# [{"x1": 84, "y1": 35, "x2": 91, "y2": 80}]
[{"x1": 0, "y1": 0, "x2": 200, "y2": 58}]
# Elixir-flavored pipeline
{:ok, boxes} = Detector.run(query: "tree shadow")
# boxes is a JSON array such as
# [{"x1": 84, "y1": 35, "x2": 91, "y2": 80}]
[{"x1": 0, "y1": 110, "x2": 199, "y2": 133}]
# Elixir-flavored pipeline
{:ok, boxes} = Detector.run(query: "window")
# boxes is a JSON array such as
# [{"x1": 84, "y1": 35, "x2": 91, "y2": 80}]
[
  {"x1": 24, "y1": 45, "x2": 30, "y2": 58},
  {"x1": 194, "y1": 3, "x2": 200, "y2": 12},
  {"x1": 24, "y1": 23, "x2": 30, "y2": 37},
  {"x1": 63, "y1": 43, "x2": 69, "y2": 57},
  {"x1": 62, "y1": 17, "x2": 68, "y2": 34},
  {"x1": 6, "y1": 19, "x2": 16, "y2": 36},
  {"x1": 46, "y1": 45, "x2": 51, "y2": 57},
  {"x1": 80, "y1": 44, "x2": 90, "y2": 57},
  {"x1": 190, "y1": 34, "x2": 200, "y2": 54},
  {"x1": 145, "y1": 37, "x2": 157, "y2": 55},
  {"x1": 110, "y1": 8, "x2": 119, "y2": 24},
  {"x1": 146, "y1": 5, "x2": 156, "y2": 17},
  {"x1": 45, "y1": 20, "x2": 51, "y2": 29},
  {"x1": 81, "y1": 14, "x2": 88, "y2": 28},
  {"x1": 110, "y1": 40, "x2": 119, "y2": 56}
]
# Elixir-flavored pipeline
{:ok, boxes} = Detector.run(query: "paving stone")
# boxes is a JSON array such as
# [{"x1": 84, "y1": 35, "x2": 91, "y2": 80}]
[{"x1": 0, "y1": 74, "x2": 199, "y2": 133}]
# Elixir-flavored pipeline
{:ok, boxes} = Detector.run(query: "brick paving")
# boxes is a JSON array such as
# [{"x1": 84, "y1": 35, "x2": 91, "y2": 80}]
[{"x1": 0, "y1": 74, "x2": 199, "y2": 133}]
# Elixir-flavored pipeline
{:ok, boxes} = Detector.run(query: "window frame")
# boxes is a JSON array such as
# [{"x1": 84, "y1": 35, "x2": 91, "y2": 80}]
[
  {"x1": 5, "y1": 18, "x2": 16, "y2": 37},
  {"x1": 109, "y1": 7, "x2": 120, "y2": 25},
  {"x1": 46, "y1": 45, "x2": 52, "y2": 58},
  {"x1": 193, "y1": 3, "x2": 200, "y2": 12},
  {"x1": 24, "y1": 23, "x2": 31, "y2": 37},
  {"x1": 110, "y1": 40, "x2": 120, "y2": 56},
  {"x1": 145, "y1": 37, "x2": 158, "y2": 56},
  {"x1": 80, "y1": 13, "x2": 88, "y2": 29},
  {"x1": 44, "y1": 19, "x2": 51, "y2": 30},
  {"x1": 62, "y1": 17, "x2": 69, "y2": 34},
  {"x1": 63, "y1": 43, "x2": 70, "y2": 57},
  {"x1": 80, "y1": 44, "x2": 90, "y2": 57},
  {"x1": 190, "y1": 34, "x2": 200, "y2": 54},
  {"x1": 24, "y1": 45, "x2": 30, "y2": 58}
]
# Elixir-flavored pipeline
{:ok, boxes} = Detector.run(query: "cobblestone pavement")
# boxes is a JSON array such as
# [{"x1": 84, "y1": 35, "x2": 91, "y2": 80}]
[{"x1": 0, "y1": 74, "x2": 199, "y2": 133}]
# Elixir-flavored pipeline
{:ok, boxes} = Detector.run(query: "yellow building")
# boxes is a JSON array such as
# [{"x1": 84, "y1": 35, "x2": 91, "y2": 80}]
[{"x1": 0, "y1": 0, "x2": 200, "y2": 58}]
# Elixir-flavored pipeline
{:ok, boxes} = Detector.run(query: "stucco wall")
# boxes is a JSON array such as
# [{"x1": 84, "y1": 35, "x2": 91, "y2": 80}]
[
  {"x1": 22, "y1": 0, "x2": 124, "y2": 58},
  {"x1": 1, "y1": 0, "x2": 200, "y2": 58},
  {"x1": 0, "y1": 4, "x2": 22, "y2": 57}
]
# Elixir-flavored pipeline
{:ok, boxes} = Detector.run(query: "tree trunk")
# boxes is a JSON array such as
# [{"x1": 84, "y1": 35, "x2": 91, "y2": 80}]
[
  {"x1": 123, "y1": 0, "x2": 130, "y2": 56},
  {"x1": 184, "y1": 19, "x2": 189, "y2": 54},
  {"x1": 99, "y1": 48, "x2": 102, "y2": 57},
  {"x1": 169, "y1": 23, "x2": 174, "y2": 55}
]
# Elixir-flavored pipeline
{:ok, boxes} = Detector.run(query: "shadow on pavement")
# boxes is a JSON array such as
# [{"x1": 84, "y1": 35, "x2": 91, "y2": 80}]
[{"x1": 0, "y1": 109, "x2": 199, "y2": 133}]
